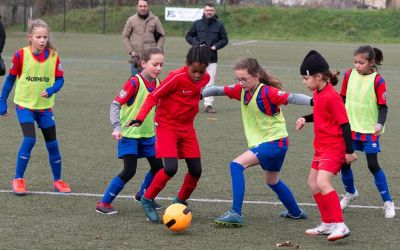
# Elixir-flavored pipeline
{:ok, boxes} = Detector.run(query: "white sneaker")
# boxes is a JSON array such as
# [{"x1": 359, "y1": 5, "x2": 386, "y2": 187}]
[
  {"x1": 384, "y1": 201, "x2": 395, "y2": 219},
  {"x1": 305, "y1": 223, "x2": 335, "y2": 235},
  {"x1": 327, "y1": 223, "x2": 350, "y2": 241},
  {"x1": 340, "y1": 189, "x2": 359, "y2": 209}
]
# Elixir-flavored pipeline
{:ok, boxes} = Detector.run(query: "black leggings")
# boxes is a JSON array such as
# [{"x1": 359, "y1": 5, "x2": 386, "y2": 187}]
[
  {"x1": 118, "y1": 155, "x2": 163, "y2": 183},
  {"x1": 20, "y1": 122, "x2": 57, "y2": 141},
  {"x1": 163, "y1": 157, "x2": 202, "y2": 178},
  {"x1": 342, "y1": 153, "x2": 381, "y2": 174}
]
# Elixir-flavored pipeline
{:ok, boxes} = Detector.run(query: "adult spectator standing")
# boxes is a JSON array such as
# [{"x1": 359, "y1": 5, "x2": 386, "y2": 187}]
[
  {"x1": 122, "y1": 0, "x2": 165, "y2": 76},
  {"x1": 0, "y1": 15, "x2": 6, "y2": 76},
  {"x1": 185, "y1": 1, "x2": 228, "y2": 113}
]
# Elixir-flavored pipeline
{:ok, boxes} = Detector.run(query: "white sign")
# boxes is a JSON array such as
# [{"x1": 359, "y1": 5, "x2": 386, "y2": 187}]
[{"x1": 165, "y1": 7, "x2": 203, "y2": 22}]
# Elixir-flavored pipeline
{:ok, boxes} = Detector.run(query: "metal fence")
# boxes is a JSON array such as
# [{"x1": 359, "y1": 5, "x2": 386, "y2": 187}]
[{"x1": 0, "y1": 0, "x2": 395, "y2": 31}]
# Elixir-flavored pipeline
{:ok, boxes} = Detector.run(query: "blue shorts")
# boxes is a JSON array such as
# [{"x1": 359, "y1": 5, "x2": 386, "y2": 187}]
[
  {"x1": 250, "y1": 138, "x2": 288, "y2": 172},
  {"x1": 353, "y1": 140, "x2": 381, "y2": 153},
  {"x1": 16, "y1": 106, "x2": 55, "y2": 129},
  {"x1": 117, "y1": 136, "x2": 156, "y2": 159}
]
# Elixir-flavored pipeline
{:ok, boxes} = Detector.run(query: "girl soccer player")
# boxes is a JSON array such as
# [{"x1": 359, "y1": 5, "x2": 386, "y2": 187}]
[
  {"x1": 127, "y1": 45, "x2": 211, "y2": 223},
  {"x1": 95, "y1": 48, "x2": 165, "y2": 214},
  {"x1": 0, "y1": 19, "x2": 70, "y2": 194},
  {"x1": 339, "y1": 45, "x2": 395, "y2": 218},
  {"x1": 202, "y1": 58, "x2": 310, "y2": 227},
  {"x1": 296, "y1": 50, "x2": 357, "y2": 241}
]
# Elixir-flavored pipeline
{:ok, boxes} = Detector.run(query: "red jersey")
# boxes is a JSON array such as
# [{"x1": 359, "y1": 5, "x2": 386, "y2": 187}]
[
  {"x1": 9, "y1": 48, "x2": 63, "y2": 78},
  {"x1": 136, "y1": 65, "x2": 210, "y2": 129},
  {"x1": 114, "y1": 73, "x2": 157, "y2": 105},
  {"x1": 313, "y1": 83, "x2": 349, "y2": 157},
  {"x1": 224, "y1": 83, "x2": 289, "y2": 114}
]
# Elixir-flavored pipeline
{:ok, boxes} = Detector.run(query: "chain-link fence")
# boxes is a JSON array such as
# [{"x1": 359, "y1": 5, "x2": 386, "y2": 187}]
[{"x1": 0, "y1": 0, "x2": 395, "y2": 32}]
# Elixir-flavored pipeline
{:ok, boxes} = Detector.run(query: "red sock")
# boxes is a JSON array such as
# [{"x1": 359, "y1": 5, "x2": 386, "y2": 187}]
[
  {"x1": 323, "y1": 190, "x2": 344, "y2": 223},
  {"x1": 177, "y1": 173, "x2": 200, "y2": 201},
  {"x1": 314, "y1": 193, "x2": 333, "y2": 223},
  {"x1": 143, "y1": 169, "x2": 171, "y2": 200}
]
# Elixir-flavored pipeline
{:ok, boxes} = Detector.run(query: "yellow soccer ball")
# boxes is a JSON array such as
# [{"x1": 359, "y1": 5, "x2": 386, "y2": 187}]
[{"x1": 163, "y1": 203, "x2": 192, "y2": 232}]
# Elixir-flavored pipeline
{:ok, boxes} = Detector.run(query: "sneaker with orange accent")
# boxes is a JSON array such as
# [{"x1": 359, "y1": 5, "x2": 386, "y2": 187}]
[
  {"x1": 53, "y1": 180, "x2": 71, "y2": 193},
  {"x1": 12, "y1": 178, "x2": 27, "y2": 196}
]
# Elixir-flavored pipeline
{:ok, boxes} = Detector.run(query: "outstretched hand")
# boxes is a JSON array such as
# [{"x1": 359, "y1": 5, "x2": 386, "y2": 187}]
[
  {"x1": 296, "y1": 117, "x2": 306, "y2": 130},
  {"x1": 126, "y1": 119, "x2": 143, "y2": 127}
]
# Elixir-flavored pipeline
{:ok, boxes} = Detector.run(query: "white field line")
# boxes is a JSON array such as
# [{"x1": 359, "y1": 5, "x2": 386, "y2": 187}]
[
  {"x1": 0, "y1": 189, "x2": 396, "y2": 210},
  {"x1": 231, "y1": 40, "x2": 258, "y2": 46}
]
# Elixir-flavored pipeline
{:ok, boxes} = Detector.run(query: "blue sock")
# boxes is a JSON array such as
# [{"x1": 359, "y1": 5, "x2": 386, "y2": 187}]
[
  {"x1": 15, "y1": 137, "x2": 36, "y2": 179},
  {"x1": 230, "y1": 162, "x2": 245, "y2": 216},
  {"x1": 268, "y1": 180, "x2": 301, "y2": 217},
  {"x1": 101, "y1": 176, "x2": 125, "y2": 204},
  {"x1": 373, "y1": 169, "x2": 392, "y2": 202},
  {"x1": 137, "y1": 171, "x2": 154, "y2": 197},
  {"x1": 46, "y1": 140, "x2": 62, "y2": 180},
  {"x1": 341, "y1": 167, "x2": 356, "y2": 194}
]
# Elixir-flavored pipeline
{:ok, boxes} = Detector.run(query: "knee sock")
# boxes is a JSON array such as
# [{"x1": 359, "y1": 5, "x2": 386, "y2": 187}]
[
  {"x1": 177, "y1": 173, "x2": 200, "y2": 201},
  {"x1": 341, "y1": 167, "x2": 356, "y2": 194},
  {"x1": 143, "y1": 169, "x2": 170, "y2": 200},
  {"x1": 373, "y1": 169, "x2": 392, "y2": 202},
  {"x1": 323, "y1": 191, "x2": 344, "y2": 223},
  {"x1": 101, "y1": 176, "x2": 125, "y2": 204},
  {"x1": 313, "y1": 193, "x2": 332, "y2": 223},
  {"x1": 45, "y1": 140, "x2": 62, "y2": 181},
  {"x1": 230, "y1": 162, "x2": 245, "y2": 215},
  {"x1": 137, "y1": 171, "x2": 154, "y2": 197},
  {"x1": 268, "y1": 179, "x2": 301, "y2": 217},
  {"x1": 15, "y1": 137, "x2": 36, "y2": 179}
]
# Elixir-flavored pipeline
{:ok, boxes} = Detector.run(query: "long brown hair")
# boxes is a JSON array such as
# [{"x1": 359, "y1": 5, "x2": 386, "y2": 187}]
[
  {"x1": 27, "y1": 19, "x2": 56, "y2": 54},
  {"x1": 234, "y1": 58, "x2": 282, "y2": 89}
]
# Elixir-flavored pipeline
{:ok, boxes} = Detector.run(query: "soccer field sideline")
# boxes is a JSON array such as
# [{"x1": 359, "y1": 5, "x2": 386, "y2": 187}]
[{"x1": 0, "y1": 189, "x2": 396, "y2": 210}]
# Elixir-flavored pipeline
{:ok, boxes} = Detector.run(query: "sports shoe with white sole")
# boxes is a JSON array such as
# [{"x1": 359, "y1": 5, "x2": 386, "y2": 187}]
[
  {"x1": 95, "y1": 202, "x2": 117, "y2": 215},
  {"x1": 327, "y1": 223, "x2": 350, "y2": 241},
  {"x1": 214, "y1": 210, "x2": 243, "y2": 227},
  {"x1": 340, "y1": 189, "x2": 359, "y2": 209},
  {"x1": 305, "y1": 222, "x2": 335, "y2": 236},
  {"x1": 280, "y1": 209, "x2": 308, "y2": 219},
  {"x1": 384, "y1": 201, "x2": 395, "y2": 219}
]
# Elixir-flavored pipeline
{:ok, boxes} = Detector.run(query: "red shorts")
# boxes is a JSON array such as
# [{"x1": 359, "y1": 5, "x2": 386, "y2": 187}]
[
  {"x1": 311, "y1": 153, "x2": 345, "y2": 174},
  {"x1": 155, "y1": 125, "x2": 200, "y2": 158}
]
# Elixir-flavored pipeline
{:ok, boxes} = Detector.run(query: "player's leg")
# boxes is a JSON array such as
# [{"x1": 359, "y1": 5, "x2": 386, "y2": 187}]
[
  {"x1": 12, "y1": 107, "x2": 37, "y2": 195},
  {"x1": 174, "y1": 157, "x2": 202, "y2": 205},
  {"x1": 214, "y1": 150, "x2": 258, "y2": 226},
  {"x1": 366, "y1": 153, "x2": 395, "y2": 218},
  {"x1": 38, "y1": 109, "x2": 71, "y2": 193}
]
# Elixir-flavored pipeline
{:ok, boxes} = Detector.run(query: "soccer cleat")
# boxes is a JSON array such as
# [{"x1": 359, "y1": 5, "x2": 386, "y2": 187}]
[
  {"x1": 305, "y1": 223, "x2": 335, "y2": 236},
  {"x1": 384, "y1": 201, "x2": 396, "y2": 219},
  {"x1": 134, "y1": 192, "x2": 162, "y2": 210},
  {"x1": 12, "y1": 178, "x2": 27, "y2": 196},
  {"x1": 214, "y1": 210, "x2": 243, "y2": 227},
  {"x1": 327, "y1": 223, "x2": 350, "y2": 241},
  {"x1": 280, "y1": 209, "x2": 308, "y2": 219},
  {"x1": 53, "y1": 180, "x2": 72, "y2": 193},
  {"x1": 204, "y1": 105, "x2": 216, "y2": 114},
  {"x1": 172, "y1": 196, "x2": 188, "y2": 206},
  {"x1": 95, "y1": 202, "x2": 117, "y2": 215},
  {"x1": 340, "y1": 189, "x2": 359, "y2": 209},
  {"x1": 141, "y1": 196, "x2": 159, "y2": 223}
]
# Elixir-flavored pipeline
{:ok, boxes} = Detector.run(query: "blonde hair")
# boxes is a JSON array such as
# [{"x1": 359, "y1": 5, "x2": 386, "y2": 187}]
[{"x1": 27, "y1": 19, "x2": 56, "y2": 53}]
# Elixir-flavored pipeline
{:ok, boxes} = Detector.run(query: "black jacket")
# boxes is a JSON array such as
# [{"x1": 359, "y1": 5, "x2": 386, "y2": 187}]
[
  {"x1": 0, "y1": 20, "x2": 5, "y2": 55},
  {"x1": 185, "y1": 14, "x2": 228, "y2": 63}
]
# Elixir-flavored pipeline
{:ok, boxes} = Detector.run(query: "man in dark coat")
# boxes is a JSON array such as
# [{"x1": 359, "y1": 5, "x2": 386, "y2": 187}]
[{"x1": 186, "y1": 2, "x2": 228, "y2": 113}]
